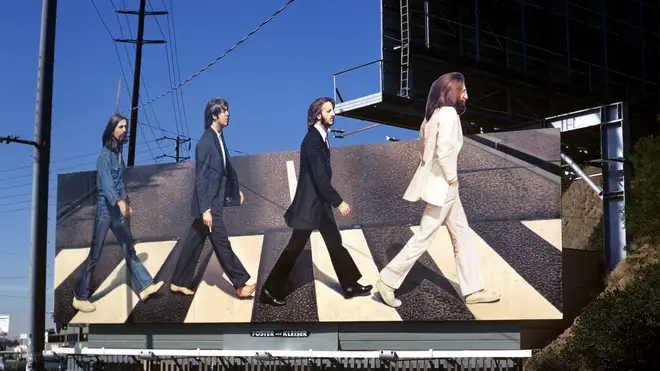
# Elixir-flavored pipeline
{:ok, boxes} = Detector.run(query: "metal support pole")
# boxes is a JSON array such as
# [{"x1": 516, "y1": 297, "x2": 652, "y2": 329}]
[
  {"x1": 601, "y1": 0, "x2": 609, "y2": 92},
  {"x1": 474, "y1": 0, "x2": 480, "y2": 63},
  {"x1": 115, "y1": 77, "x2": 122, "y2": 112},
  {"x1": 127, "y1": 0, "x2": 146, "y2": 167},
  {"x1": 560, "y1": 152, "x2": 603, "y2": 198},
  {"x1": 334, "y1": 123, "x2": 382, "y2": 139},
  {"x1": 155, "y1": 136, "x2": 190, "y2": 162},
  {"x1": 520, "y1": 0, "x2": 527, "y2": 71},
  {"x1": 565, "y1": 0, "x2": 571, "y2": 77},
  {"x1": 639, "y1": 0, "x2": 647, "y2": 97},
  {"x1": 27, "y1": 0, "x2": 57, "y2": 370},
  {"x1": 175, "y1": 136, "x2": 180, "y2": 162},
  {"x1": 423, "y1": 0, "x2": 430, "y2": 48},
  {"x1": 600, "y1": 103, "x2": 630, "y2": 272}
]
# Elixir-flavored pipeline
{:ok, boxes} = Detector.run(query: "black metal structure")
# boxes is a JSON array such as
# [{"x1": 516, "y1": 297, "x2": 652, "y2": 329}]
[{"x1": 333, "y1": 0, "x2": 659, "y2": 142}]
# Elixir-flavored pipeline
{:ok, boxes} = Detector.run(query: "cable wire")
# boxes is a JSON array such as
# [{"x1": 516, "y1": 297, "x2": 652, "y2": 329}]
[{"x1": 118, "y1": 0, "x2": 296, "y2": 115}]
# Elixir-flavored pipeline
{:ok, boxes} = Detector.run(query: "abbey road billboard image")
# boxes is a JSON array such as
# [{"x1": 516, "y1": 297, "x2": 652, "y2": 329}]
[{"x1": 53, "y1": 128, "x2": 562, "y2": 324}]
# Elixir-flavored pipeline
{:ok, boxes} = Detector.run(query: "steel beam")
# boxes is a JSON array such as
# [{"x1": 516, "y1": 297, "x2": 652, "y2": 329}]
[
  {"x1": 599, "y1": 103, "x2": 630, "y2": 271},
  {"x1": 545, "y1": 102, "x2": 630, "y2": 272},
  {"x1": 565, "y1": 0, "x2": 571, "y2": 77},
  {"x1": 474, "y1": 0, "x2": 480, "y2": 63}
]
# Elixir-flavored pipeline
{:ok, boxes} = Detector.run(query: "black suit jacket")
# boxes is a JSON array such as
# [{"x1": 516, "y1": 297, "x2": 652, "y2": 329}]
[
  {"x1": 190, "y1": 127, "x2": 241, "y2": 218},
  {"x1": 284, "y1": 126, "x2": 343, "y2": 230}
]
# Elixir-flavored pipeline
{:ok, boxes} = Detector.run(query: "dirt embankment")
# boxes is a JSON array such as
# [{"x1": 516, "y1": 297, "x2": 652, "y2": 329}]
[
  {"x1": 526, "y1": 164, "x2": 658, "y2": 370},
  {"x1": 561, "y1": 166, "x2": 603, "y2": 252}
]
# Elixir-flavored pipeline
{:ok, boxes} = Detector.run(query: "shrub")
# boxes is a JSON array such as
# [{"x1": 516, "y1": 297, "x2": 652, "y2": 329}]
[
  {"x1": 564, "y1": 257, "x2": 660, "y2": 370},
  {"x1": 526, "y1": 135, "x2": 660, "y2": 370},
  {"x1": 625, "y1": 135, "x2": 660, "y2": 247}
]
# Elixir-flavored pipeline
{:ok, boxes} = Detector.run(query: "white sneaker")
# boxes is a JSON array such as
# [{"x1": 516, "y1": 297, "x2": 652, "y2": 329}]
[
  {"x1": 465, "y1": 289, "x2": 501, "y2": 304},
  {"x1": 376, "y1": 279, "x2": 402, "y2": 308},
  {"x1": 72, "y1": 298, "x2": 96, "y2": 313}
]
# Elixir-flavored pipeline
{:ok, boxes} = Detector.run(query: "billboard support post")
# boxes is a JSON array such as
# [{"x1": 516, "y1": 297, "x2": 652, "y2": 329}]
[
  {"x1": 544, "y1": 102, "x2": 630, "y2": 272},
  {"x1": 28, "y1": 0, "x2": 57, "y2": 370}
]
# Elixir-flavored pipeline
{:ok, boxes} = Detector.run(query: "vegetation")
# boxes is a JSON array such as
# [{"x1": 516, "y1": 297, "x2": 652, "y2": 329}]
[{"x1": 526, "y1": 135, "x2": 660, "y2": 371}]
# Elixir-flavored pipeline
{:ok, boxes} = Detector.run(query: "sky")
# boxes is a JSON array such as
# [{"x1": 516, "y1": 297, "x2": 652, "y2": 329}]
[{"x1": 0, "y1": 0, "x2": 421, "y2": 338}]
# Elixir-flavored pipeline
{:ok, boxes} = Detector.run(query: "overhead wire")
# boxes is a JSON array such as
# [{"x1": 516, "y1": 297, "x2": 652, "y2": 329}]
[
  {"x1": 114, "y1": 0, "x2": 185, "y2": 157},
  {"x1": 165, "y1": 0, "x2": 192, "y2": 146},
  {"x1": 144, "y1": 0, "x2": 189, "y2": 157},
  {"x1": 90, "y1": 0, "x2": 159, "y2": 163},
  {"x1": 102, "y1": 0, "x2": 166, "y2": 161},
  {"x1": 1, "y1": 0, "x2": 284, "y2": 214},
  {"x1": 117, "y1": 0, "x2": 297, "y2": 115}
]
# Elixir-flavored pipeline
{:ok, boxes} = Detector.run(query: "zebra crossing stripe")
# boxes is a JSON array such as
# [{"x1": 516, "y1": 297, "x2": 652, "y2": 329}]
[
  {"x1": 311, "y1": 229, "x2": 402, "y2": 322},
  {"x1": 420, "y1": 225, "x2": 562, "y2": 321},
  {"x1": 184, "y1": 235, "x2": 265, "y2": 323},
  {"x1": 521, "y1": 219, "x2": 562, "y2": 251},
  {"x1": 54, "y1": 247, "x2": 91, "y2": 290},
  {"x1": 69, "y1": 241, "x2": 177, "y2": 324},
  {"x1": 286, "y1": 160, "x2": 297, "y2": 201}
]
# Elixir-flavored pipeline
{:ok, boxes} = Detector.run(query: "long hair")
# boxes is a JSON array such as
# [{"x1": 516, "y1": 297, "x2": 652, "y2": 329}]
[
  {"x1": 102, "y1": 113, "x2": 128, "y2": 152},
  {"x1": 307, "y1": 97, "x2": 335, "y2": 127},
  {"x1": 424, "y1": 72, "x2": 466, "y2": 121},
  {"x1": 204, "y1": 98, "x2": 229, "y2": 130}
]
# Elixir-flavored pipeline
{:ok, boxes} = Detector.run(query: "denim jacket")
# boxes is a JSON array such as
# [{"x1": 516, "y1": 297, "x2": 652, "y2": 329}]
[{"x1": 96, "y1": 147, "x2": 126, "y2": 206}]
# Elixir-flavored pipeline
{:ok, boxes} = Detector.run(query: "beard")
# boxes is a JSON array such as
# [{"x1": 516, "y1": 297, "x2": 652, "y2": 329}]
[
  {"x1": 456, "y1": 99, "x2": 467, "y2": 115},
  {"x1": 320, "y1": 115, "x2": 334, "y2": 128},
  {"x1": 117, "y1": 133, "x2": 128, "y2": 144}
]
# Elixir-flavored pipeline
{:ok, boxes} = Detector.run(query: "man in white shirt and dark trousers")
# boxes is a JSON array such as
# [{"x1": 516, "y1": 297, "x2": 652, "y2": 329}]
[{"x1": 170, "y1": 98, "x2": 256, "y2": 299}]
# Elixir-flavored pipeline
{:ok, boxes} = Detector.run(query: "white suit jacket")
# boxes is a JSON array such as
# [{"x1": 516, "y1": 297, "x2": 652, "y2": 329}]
[{"x1": 402, "y1": 106, "x2": 463, "y2": 207}]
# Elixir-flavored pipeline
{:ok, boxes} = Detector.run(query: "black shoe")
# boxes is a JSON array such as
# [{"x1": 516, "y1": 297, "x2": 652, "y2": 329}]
[
  {"x1": 343, "y1": 283, "x2": 373, "y2": 299},
  {"x1": 260, "y1": 288, "x2": 287, "y2": 306}
]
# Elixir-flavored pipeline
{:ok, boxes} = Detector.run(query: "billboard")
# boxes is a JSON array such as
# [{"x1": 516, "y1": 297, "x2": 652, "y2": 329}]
[
  {"x1": 53, "y1": 128, "x2": 562, "y2": 325},
  {"x1": 0, "y1": 314, "x2": 9, "y2": 335}
]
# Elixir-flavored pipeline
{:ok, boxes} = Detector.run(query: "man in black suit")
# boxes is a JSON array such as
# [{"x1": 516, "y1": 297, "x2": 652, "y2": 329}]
[
  {"x1": 170, "y1": 98, "x2": 256, "y2": 299},
  {"x1": 260, "y1": 97, "x2": 372, "y2": 306}
]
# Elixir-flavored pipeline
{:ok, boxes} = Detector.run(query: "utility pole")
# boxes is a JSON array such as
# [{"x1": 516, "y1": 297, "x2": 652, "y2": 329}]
[
  {"x1": 156, "y1": 136, "x2": 191, "y2": 162},
  {"x1": 115, "y1": 0, "x2": 167, "y2": 166},
  {"x1": 115, "y1": 77, "x2": 122, "y2": 112},
  {"x1": 21, "y1": 0, "x2": 57, "y2": 370}
]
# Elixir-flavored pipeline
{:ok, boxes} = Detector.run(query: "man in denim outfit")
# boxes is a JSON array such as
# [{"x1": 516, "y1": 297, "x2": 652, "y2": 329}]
[{"x1": 72, "y1": 113, "x2": 164, "y2": 313}]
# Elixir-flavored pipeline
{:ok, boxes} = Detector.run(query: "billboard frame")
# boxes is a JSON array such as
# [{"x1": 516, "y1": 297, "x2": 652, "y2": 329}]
[{"x1": 519, "y1": 102, "x2": 631, "y2": 271}]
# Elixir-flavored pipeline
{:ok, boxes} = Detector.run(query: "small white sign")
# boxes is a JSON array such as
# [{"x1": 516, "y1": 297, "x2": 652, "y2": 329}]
[{"x1": 0, "y1": 314, "x2": 9, "y2": 335}]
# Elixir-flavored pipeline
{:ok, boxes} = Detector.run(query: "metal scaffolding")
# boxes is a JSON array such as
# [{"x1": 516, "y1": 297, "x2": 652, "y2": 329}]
[{"x1": 332, "y1": 0, "x2": 658, "y2": 132}]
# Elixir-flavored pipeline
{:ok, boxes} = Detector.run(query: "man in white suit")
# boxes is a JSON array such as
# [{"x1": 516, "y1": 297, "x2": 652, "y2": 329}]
[{"x1": 376, "y1": 72, "x2": 501, "y2": 308}]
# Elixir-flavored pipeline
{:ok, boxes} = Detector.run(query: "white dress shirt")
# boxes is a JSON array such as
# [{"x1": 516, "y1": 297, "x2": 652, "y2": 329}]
[{"x1": 314, "y1": 123, "x2": 329, "y2": 148}]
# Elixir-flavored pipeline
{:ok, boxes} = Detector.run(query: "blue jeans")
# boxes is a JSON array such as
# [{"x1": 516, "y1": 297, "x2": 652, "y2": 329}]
[{"x1": 74, "y1": 197, "x2": 153, "y2": 301}]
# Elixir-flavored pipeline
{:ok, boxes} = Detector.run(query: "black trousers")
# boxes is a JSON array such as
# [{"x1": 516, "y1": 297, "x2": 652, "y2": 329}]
[
  {"x1": 263, "y1": 212, "x2": 362, "y2": 298},
  {"x1": 171, "y1": 210, "x2": 250, "y2": 290}
]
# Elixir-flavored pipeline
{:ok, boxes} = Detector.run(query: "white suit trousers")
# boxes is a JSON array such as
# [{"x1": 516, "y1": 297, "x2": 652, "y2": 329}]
[{"x1": 379, "y1": 186, "x2": 484, "y2": 297}]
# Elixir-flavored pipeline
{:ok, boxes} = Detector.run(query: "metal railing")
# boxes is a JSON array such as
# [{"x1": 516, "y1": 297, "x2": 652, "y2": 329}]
[
  {"x1": 332, "y1": 59, "x2": 385, "y2": 105},
  {"x1": 44, "y1": 348, "x2": 533, "y2": 371}
]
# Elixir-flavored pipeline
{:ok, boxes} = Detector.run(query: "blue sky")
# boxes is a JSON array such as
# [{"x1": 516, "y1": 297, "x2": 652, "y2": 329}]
[{"x1": 0, "y1": 0, "x2": 419, "y2": 337}]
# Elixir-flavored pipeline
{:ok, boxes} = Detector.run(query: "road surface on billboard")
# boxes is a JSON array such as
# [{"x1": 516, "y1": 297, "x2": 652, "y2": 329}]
[{"x1": 53, "y1": 128, "x2": 562, "y2": 324}]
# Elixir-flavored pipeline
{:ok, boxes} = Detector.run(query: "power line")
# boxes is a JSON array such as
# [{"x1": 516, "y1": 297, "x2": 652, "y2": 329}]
[
  {"x1": 0, "y1": 128, "x2": 248, "y2": 189},
  {"x1": 111, "y1": 0, "x2": 178, "y2": 159},
  {"x1": 0, "y1": 139, "x2": 175, "y2": 182},
  {"x1": 117, "y1": 0, "x2": 296, "y2": 115},
  {"x1": 161, "y1": 0, "x2": 191, "y2": 147},
  {"x1": 93, "y1": 0, "x2": 167, "y2": 163}
]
